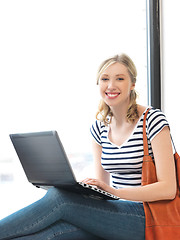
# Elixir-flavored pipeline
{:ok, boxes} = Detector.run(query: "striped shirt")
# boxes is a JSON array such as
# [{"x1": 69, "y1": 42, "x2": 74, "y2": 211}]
[{"x1": 90, "y1": 108, "x2": 169, "y2": 189}]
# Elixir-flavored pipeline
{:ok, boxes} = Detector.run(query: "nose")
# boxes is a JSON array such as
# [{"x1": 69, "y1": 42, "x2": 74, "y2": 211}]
[{"x1": 107, "y1": 80, "x2": 116, "y2": 90}]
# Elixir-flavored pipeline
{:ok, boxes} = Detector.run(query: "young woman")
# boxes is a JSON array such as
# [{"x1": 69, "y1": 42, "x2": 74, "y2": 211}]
[{"x1": 0, "y1": 54, "x2": 176, "y2": 240}]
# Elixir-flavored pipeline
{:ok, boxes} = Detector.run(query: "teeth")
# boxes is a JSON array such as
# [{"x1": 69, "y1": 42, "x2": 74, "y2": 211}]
[{"x1": 107, "y1": 93, "x2": 119, "y2": 97}]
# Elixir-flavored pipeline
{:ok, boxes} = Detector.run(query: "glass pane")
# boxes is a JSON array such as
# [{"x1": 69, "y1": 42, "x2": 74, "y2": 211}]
[{"x1": 0, "y1": 0, "x2": 147, "y2": 219}]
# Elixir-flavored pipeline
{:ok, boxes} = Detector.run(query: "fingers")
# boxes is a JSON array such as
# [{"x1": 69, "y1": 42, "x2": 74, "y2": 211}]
[
  {"x1": 81, "y1": 178, "x2": 96, "y2": 184},
  {"x1": 81, "y1": 178, "x2": 103, "y2": 189},
  {"x1": 81, "y1": 178, "x2": 111, "y2": 194}
]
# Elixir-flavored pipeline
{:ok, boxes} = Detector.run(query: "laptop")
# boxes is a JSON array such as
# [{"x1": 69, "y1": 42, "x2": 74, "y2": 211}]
[{"x1": 9, "y1": 131, "x2": 119, "y2": 200}]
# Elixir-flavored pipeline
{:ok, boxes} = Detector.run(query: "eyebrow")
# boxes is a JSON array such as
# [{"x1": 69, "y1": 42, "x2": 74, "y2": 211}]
[
  {"x1": 115, "y1": 74, "x2": 125, "y2": 77},
  {"x1": 101, "y1": 74, "x2": 125, "y2": 77},
  {"x1": 101, "y1": 74, "x2": 109, "y2": 76},
  {"x1": 101, "y1": 73, "x2": 126, "y2": 77}
]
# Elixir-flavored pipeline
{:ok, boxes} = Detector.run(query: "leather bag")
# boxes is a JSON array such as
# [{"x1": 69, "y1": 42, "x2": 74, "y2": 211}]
[{"x1": 142, "y1": 108, "x2": 180, "y2": 240}]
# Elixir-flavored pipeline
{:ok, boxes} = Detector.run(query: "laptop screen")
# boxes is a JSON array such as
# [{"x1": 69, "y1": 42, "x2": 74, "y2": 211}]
[{"x1": 9, "y1": 131, "x2": 76, "y2": 186}]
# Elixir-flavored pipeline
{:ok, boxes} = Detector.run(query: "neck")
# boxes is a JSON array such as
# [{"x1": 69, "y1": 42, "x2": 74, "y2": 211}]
[{"x1": 110, "y1": 103, "x2": 129, "y2": 126}]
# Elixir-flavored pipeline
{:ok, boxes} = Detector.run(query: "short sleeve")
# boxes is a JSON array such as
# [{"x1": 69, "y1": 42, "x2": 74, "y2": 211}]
[
  {"x1": 90, "y1": 120, "x2": 102, "y2": 145},
  {"x1": 146, "y1": 108, "x2": 169, "y2": 141}
]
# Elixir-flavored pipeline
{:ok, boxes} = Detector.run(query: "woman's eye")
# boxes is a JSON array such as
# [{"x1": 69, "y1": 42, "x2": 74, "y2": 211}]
[
  {"x1": 101, "y1": 78, "x2": 109, "y2": 81},
  {"x1": 117, "y1": 78, "x2": 124, "y2": 81}
]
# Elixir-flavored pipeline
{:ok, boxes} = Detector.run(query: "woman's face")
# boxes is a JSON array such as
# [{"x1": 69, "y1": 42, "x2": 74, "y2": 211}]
[{"x1": 98, "y1": 62, "x2": 135, "y2": 108}]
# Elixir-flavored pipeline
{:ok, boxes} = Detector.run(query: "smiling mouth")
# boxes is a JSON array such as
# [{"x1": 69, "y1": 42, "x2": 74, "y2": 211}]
[{"x1": 105, "y1": 92, "x2": 120, "y2": 99}]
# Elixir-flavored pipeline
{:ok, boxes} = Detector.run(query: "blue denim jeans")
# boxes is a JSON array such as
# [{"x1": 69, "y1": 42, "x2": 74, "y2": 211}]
[{"x1": 0, "y1": 187, "x2": 145, "y2": 240}]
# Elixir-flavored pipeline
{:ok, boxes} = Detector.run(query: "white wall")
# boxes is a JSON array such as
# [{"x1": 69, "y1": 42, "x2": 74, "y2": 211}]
[{"x1": 161, "y1": 0, "x2": 180, "y2": 152}]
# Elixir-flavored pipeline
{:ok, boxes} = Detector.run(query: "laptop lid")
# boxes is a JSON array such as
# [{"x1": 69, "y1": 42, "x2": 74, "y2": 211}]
[{"x1": 9, "y1": 131, "x2": 77, "y2": 187}]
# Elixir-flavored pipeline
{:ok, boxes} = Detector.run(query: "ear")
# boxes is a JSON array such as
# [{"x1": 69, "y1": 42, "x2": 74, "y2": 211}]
[{"x1": 130, "y1": 82, "x2": 135, "y2": 91}]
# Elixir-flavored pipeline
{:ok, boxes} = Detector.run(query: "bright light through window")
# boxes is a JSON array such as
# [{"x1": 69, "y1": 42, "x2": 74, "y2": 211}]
[{"x1": 0, "y1": 0, "x2": 147, "y2": 219}]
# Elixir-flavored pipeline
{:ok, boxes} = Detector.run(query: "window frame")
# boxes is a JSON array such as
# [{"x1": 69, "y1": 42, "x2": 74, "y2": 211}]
[{"x1": 146, "y1": 0, "x2": 161, "y2": 109}]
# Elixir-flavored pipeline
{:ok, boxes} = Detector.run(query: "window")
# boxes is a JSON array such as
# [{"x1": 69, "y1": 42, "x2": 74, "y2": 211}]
[{"x1": 0, "y1": 0, "x2": 147, "y2": 219}]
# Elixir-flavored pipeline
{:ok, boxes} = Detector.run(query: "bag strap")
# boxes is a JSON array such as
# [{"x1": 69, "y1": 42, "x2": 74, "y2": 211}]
[
  {"x1": 143, "y1": 108, "x2": 151, "y2": 156},
  {"x1": 143, "y1": 107, "x2": 176, "y2": 154},
  {"x1": 171, "y1": 135, "x2": 177, "y2": 153}
]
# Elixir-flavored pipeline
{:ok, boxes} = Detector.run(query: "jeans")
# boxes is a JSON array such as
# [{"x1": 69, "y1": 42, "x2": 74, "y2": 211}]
[{"x1": 0, "y1": 187, "x2": 145, "y2": 240}]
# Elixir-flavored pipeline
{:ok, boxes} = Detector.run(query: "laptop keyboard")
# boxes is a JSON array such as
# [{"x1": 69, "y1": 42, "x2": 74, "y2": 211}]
[{"x1": 78, "y1": 182, "x2": 119, "y2": 200}]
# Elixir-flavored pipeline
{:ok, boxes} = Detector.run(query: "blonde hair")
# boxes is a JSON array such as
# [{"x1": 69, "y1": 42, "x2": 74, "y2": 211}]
[{"x1": 96, "y1": 53, "x2": 138, "y2": 125}]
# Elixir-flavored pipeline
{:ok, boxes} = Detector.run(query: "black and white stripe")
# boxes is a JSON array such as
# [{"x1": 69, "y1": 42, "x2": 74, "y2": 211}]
[{"x1": 90, "y1": 108, "x2": 169, "y2": 189}]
